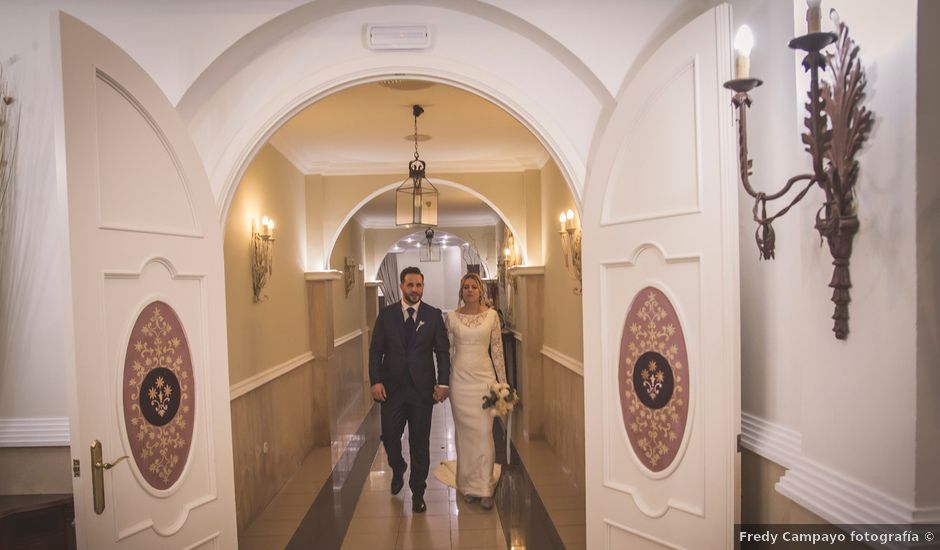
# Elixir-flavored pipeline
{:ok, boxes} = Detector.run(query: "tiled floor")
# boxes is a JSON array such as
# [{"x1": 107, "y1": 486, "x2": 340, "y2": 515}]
[
  {"x1": 341, "y1": 403, "x2": 508, "y2": 550},
  {"x1": 239, "y1": 400, "x2": 585, "y2": 549}
]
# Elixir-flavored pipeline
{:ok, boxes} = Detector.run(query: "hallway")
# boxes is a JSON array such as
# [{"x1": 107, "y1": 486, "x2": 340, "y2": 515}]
[{"x1": 238, "y1": 400, "x2": 584, "y2": 549}]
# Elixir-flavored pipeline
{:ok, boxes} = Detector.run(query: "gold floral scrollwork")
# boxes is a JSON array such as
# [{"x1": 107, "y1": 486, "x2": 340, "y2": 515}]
[
  {"x1": 125, "y1": 303, "x2": 193, "y2": 489},
  {"x1": 620, "y1": 288, "x2": 689, "y2": 472}
]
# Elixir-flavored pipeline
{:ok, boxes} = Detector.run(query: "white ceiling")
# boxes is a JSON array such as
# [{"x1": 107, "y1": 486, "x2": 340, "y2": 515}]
[{"x1": 268, "y1": 80, "x2": 549, "y2": 176}]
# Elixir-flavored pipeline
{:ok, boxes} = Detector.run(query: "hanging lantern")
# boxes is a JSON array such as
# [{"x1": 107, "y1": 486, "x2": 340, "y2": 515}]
[{"x1": 396, "y1": 105, "x2": 439, "y2": 227}]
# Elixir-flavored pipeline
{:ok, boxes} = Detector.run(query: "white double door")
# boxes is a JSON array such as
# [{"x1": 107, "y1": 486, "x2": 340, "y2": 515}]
[
  {"x1": 581, "y1": 5, "x2": 741, "y2": 549},
  {"x1": 57, "y1": 13, "x2": 237, "y2": 549}
]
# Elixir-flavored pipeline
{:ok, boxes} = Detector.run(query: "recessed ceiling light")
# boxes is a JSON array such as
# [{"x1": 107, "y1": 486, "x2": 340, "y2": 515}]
[{"x1": 379, "y1": 79, "x2": 435, "y2": 91}]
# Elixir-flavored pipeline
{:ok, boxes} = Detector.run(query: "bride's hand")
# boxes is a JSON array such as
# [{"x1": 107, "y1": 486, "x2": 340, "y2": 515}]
[{"x1": 433, "y1": 385, "x2": 450, "y2": 403}]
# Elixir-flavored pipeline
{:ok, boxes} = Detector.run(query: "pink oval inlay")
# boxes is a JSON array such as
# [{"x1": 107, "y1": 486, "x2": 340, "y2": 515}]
[
  {"x1": 618, "y1": 287, "x2": 690, "y2": 473},
  {"x1": 122, "y1": 301, "x2": 195, "y2": 490}
]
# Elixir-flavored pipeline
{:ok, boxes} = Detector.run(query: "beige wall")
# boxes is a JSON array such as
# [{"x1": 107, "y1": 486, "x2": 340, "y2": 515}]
[
  {"x1": 0, "y1": 447, "x2": 71, "y2": 495},
  {"x1": 539, "y1": 160, "x2": 583, "y2": 361},
  {"x1": 329, "y1": 219, "x2": 366, "y2": 339},
  {"x1": 225, "y1": 144, "x2": 310, "y2": 384}
]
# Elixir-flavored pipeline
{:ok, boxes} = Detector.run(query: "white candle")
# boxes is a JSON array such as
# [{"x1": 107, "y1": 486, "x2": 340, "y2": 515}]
[
  {"x1": 566, "y1": 209, "x2": 575, "y2": 231},
  {"x1": 806, "y1": 0, "x2": 822, "y2": 34},
  {"x1": 559, "y1": 212, "x2": 567, "y2": 232},
  {"x1": 734, "y1": 25, "x2": 754, "y2": 79}
]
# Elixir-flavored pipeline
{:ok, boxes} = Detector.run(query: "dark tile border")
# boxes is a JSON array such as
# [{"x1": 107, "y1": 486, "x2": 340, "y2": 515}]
[
  {"x1": 286, "y1": 404, "x2": 381, "y2": 550},
  {"x1": 493, "y1": 420, "x2": 568, "y2": 550}
]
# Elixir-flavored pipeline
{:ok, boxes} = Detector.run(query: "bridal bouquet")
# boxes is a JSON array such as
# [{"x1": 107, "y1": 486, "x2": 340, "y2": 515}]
[{"x1": 481, "y1": 382, "x2": 519, "y2": 417}]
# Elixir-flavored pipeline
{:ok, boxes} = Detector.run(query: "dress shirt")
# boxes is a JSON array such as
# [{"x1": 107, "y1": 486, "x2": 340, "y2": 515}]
[{"x1": 399, "y1": 299, "x2": 447, "y2": 388}]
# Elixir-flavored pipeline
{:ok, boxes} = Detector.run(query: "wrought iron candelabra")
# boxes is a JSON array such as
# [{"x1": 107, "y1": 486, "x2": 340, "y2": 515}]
[
  {"x1": 251, "y1": 217, "x2": 275, "y2": 302},
  {"x1": 558, "y1": 210, "x2": 582, "y2": 295},
  {"x1": 724, "y1": 13, "x2": 873, "y2": 340}
]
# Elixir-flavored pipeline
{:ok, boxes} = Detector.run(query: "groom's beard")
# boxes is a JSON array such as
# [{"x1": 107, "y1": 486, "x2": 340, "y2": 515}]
[{"x1": 403, "y1": 292, "x2": 422, "y2": 304}]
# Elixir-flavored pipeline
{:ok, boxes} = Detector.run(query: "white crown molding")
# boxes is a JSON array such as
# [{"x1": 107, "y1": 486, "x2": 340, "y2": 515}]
[
  {"x1": 230, "y1": 351, "x2": 315, "y2": 400},
  {"x1": 301, "y1": 158, "x2": 547, "y2": 176},
  {"x1": 739, "y1": 412, "x2": 802, "y2": 470},
  {"x1": 356, "y1": 215, "x2": 499, "y2": 230},
  {"x1": 305, "y1": 270, "x2": 343, "y2": 281},
  {"x1": 508, "y1": 265, "x2": 545, "y2": 276},
  {"x1": 334, "y1": 329, "x2": 363, "y2": 348},
  {"x1": 741, "y1": 412, "x2": 939, "y2": 525},
  {"x1": 540, "y1": 345, "x2": 584, "y2": 376},
  {"x1": 0, "y1": 417, "x2": 70, "y2": 447},
  {"x1": 267, "y1": 140, "x2": 307, "y2": 174}
]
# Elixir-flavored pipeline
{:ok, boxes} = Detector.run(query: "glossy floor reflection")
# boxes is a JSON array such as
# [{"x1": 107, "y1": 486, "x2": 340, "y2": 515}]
[{"x1": 239, "y1": 400, "x2": 585, "y2": 549}]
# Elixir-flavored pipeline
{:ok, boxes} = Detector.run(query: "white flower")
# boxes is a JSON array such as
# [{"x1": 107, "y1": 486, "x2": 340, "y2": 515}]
[
  {"x1": 499, "y1": 388, "x2": 510, "y2": 398},
  {"x1": 416, "y1": 320, "x2": 425, "y2": 332}
]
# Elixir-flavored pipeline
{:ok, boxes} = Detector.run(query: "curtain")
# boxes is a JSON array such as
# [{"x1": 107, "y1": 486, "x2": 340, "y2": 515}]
[{"x1": 377, "y1": 253, "x2": 400, "y2": 306}]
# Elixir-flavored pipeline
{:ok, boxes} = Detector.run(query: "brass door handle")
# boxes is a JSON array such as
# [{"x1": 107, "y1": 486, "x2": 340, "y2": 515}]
[{"x1": 90, "y1": 440, "x2": 128, "y2": 514}]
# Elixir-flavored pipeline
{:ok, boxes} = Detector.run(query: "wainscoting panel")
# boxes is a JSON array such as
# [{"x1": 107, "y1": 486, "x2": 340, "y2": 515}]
[
  {"x1": 230, "y1": 358, "x2": 319, "y2": 533},
  {"x1": 541, "y1": 352, "x2": 586, "y2": 492},
  {"x1": 327, "y1": 333, "x2": 369, "y2": 461}
]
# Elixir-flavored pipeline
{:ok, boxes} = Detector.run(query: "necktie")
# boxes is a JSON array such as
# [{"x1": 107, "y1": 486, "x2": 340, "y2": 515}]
[{"x1": 405, "y1": 307, "x2": 416, "y2": 348}]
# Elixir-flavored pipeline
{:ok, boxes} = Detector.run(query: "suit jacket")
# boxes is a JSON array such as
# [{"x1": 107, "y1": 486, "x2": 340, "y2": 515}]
[{"x1": 369, "y1": 302, "x2": 451, "y2": 402}]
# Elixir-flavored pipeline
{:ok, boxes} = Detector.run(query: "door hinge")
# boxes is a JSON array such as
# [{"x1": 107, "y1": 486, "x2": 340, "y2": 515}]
[
  {"x1": 736, "y1": 433, "x2": 743, "y2": 453},
  {"x1": 73, "y1": 459, "x2": 81, "y2": 477}
]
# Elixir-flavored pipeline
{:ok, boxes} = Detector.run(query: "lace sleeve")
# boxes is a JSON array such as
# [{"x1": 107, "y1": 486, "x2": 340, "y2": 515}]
[
  {"x1": 445, "y1": 312, "x2": 456, "y2": 365},
  {"x1": 489, "y1": 310, "x2": 507, "y2": 385}
]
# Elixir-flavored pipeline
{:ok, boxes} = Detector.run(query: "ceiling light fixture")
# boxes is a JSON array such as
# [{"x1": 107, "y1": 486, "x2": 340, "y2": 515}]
[{"x1": 396, "y1": 105, "x2": 439, "y2": 228}]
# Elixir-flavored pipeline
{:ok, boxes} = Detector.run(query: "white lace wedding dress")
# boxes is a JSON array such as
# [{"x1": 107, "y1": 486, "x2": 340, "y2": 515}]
[{"x1": 438, "y1": 308, "x2": 507, "y2": 498}]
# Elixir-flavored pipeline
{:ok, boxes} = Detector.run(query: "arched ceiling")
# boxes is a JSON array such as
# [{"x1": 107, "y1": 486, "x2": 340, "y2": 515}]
[{"x1": 268, "y1": 81, "x2": 549, "y2": 175}]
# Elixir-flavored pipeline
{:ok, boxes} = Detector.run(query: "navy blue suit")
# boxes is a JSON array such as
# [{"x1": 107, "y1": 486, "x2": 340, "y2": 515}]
[{"x1": 369, "y1": 302, "x2": 451, "y2": 496}]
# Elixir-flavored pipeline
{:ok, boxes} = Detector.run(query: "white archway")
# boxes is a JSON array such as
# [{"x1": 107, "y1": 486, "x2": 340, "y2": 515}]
[
  {"x1": 179, "y1": 2, "x2": 604, "y2": 228},
  {"x1": 326, "y1": 178, "x2": 525, "y2": 271}
]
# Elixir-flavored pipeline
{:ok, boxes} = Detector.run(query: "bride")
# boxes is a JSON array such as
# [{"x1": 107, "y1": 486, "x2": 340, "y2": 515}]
[{"x1": 444, "y1": 272, "x2": 507, "y2": 510}]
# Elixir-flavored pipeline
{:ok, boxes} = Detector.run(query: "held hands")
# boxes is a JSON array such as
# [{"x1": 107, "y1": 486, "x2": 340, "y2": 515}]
[
  {"x1": 371, "y1": 383, "x2": 387, "y2": 402},
  {"x1": 433, "y1": 385, "x2": 450, "y2": 403}
]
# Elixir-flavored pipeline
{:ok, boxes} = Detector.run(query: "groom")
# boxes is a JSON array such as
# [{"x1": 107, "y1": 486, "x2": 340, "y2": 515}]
[{"x1": 369, "y1": 266, "x2": 451, "y2": 513}]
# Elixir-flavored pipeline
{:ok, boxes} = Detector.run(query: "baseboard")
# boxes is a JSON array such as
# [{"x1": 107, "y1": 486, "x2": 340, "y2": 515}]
[
  {"x1": 540, "y1": 346, "x2": 584, "y2": 376},
  {"x1": 229, "y1": 351, "x2": 315, "y2": 400},
  {"x1": 0, "y1": 417, "x2": 70, "y2": 447}
]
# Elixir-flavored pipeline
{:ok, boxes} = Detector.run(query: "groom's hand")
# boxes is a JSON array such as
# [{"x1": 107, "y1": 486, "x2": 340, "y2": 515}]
[
  {"x1": 433, "y1": 385, "x2": 450, "y2": 403},
  {"x1": 371, "y1": 383, "x2": 387, "y2": 402}
]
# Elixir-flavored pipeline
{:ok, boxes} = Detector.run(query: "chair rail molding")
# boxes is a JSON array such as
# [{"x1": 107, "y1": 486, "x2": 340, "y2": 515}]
[
  {"x1": 740, "y1": 412, "x2": 940, "y2": 525},
  {"x1": 229, "y1": 351, "x2": 315, "y2": 400},
  {"x1": 0, "y1": 417, "x2": 70, "y2": 447},
  {"x1": 334, "y1": 329, "x2": 363, "y2": 348},
  {"x1": 739, "y1": 411, "x2": 801, "y2": 469},
  {"x1": 540, "y1": 345, "x2": 583, "y2": 376}
]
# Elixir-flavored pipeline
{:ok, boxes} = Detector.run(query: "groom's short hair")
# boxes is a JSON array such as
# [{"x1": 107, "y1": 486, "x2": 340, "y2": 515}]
[{"x1": 400, "y1": 266, "x2": 424, "y2": 283}]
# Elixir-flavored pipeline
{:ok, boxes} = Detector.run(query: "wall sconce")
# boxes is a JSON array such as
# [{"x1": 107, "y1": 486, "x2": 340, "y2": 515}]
[
  {"x1": 0, "y1": 63, "x2": 19, "y2": 217},
  {"x1": 558, "y1": 209, "x2": 582, "y2": 295},
  {"x1": 251, "y1": 216, "x2": 275, "y2": 302},
  {"x1": 343, "y1": 256, "x2": 357, "y2": 297},
  {"x1": 724, "y1": 5, "x2": 873, "y2": 339}
]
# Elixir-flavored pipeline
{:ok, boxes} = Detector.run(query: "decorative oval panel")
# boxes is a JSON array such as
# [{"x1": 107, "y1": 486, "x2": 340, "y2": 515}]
[
  {"x1": 122, "y1": 301, "x2": 195, "y2": 490},
  {"x1": 618, "y1": 287, "x2": 690, "y2": 473}
]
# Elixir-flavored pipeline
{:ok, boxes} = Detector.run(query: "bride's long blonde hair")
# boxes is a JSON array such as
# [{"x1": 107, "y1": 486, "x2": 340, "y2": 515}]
[{"x1": 456, "y1": 272, "x2": 490, "y2": 308}]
